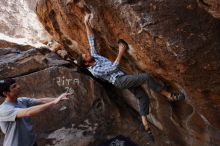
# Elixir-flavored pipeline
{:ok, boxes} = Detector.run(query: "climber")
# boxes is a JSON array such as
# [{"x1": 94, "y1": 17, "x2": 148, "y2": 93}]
[
  {"x1": 76, "y1": 14, "x2": 185, "y2": 143},
  {"x1": 0, "y1": 78, "x2": 72, "y2": 146}
]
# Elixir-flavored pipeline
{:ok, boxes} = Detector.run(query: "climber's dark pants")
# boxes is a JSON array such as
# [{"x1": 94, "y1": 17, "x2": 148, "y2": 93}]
[{"x1": 113, "y1": 73, "x2": 161, "y2": 116}]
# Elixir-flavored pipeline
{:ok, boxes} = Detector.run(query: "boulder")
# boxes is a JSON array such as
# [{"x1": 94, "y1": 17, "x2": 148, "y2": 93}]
[
  {"x1": 0, "y1": 46, "x2": 154, "y2": 146},
  {"x1": 36, "y1": 0, "x2": 220, "y2": 145}
]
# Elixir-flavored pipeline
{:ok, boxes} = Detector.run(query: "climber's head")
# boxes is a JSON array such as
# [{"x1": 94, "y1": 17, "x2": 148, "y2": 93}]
[
  {"x1": 0, "y1": 78, "x2": 20, "y2": 99},
  {"x1": 76, "y1": 52, "x2": 95, "y2": 68},
  {"x1": 118, "y1": 39, "x2": 129, "y2": 51}
]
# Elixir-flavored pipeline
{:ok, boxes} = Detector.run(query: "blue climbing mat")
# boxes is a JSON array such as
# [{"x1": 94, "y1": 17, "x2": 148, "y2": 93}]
[{"x1": 97, "y1": 135, "x2": 138, "y2": 146}]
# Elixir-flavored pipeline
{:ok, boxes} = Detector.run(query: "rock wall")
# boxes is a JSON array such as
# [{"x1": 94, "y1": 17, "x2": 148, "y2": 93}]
[
  {"x1": 0, "y1": 42, "x2": 150, "y2": 146},
  {"x1": 35, "y1": 0, "x2": 220, "y2": 146},
  {"x1": 0, "y1": 0, "x2": 50, "y2": 44},
  {"x1": 0, "y1": 0, "x2": 219, "y2": 146},
  {"x1": 197, "y1": 0, "x2": 220, "y2": 19}
]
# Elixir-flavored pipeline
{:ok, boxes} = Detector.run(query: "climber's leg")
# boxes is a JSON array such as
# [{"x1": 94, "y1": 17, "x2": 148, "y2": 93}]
[
  {"x1": 128, "y1": 86, "x2": 149, "y2": 116},
  {"x1": 128, "y1": 86, "x2": 155, "y2": 142},
  {"x1": 114, "y1": 73, "x2": 185, "y2": 101},
  {"x1": 114, "y1": 73, "x2": 161, "y2": 92}
]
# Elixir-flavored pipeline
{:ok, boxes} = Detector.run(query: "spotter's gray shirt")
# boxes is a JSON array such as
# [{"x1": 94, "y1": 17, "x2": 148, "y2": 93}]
[{"x1": 0, "y1": 97, "x2": 38, "y2": 146}]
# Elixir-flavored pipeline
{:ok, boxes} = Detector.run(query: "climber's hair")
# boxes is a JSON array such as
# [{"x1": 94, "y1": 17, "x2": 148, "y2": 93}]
[
  {"x1": 118, "y1": 39, "x2": 129, "y2": 50},
  {"x1": 0, "y1": 78, "x2": 16, "y2": 98},
  {"x1": 76, "y1": 54, "x2": 85, "y2": 68}
]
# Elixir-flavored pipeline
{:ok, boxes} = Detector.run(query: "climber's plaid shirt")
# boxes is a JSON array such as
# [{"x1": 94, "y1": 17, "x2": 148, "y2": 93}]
[{"x1": 87, "y1": 35, "x2": 124, "y2": 84}]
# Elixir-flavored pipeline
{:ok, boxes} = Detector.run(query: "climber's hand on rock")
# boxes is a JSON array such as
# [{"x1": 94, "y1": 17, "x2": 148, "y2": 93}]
[{"x1": 118, "y1": 43, "x2": 127, "y2": 54}]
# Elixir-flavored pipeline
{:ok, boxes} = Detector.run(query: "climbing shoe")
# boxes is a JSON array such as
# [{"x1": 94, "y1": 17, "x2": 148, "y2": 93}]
[
  {"x1": 170, "y1": 91, "x2": 185, "y2": 101},
  {"x1": 140, "y1": 125, "x2": 155, "y2": 144}
]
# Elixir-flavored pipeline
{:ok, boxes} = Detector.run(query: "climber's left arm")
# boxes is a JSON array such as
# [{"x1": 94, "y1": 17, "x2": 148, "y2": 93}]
[{"x1": 114, "y1": 43, "x2": 127, "y2": 66}]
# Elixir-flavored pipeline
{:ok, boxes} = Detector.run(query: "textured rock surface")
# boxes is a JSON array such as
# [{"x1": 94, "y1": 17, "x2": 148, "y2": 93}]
[
  {"x1": 36, "y1": 0, "x2": 220, "y2": 146},
  {"x1": 0, "y1": 45, "x2": 151, "y2": 146},
  {"x1": 15, "y1": 66, "x2": 140, "y2": 146},
  {"x1": 0, "y1": 0, "x2": 50, "y2": 44},
  {"x1": 197, "y1": 0, "x2": 220, "y2": 19},
  {"x1": 0, "y1": 40, "x2": 33, "y2": 51},
  {"x1": 0, "y1": 46, "x2": 68, "y2": 79}
]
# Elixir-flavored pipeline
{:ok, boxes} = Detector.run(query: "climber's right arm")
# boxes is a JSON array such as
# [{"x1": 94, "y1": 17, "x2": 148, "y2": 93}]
[
  {"x1": 84, "y1": 14, "x2": 98, "y2": 55},
  {"x1": 84, "y1": 14, "x2": 93, "y2": 36}
]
